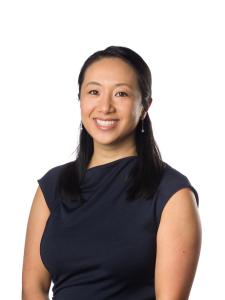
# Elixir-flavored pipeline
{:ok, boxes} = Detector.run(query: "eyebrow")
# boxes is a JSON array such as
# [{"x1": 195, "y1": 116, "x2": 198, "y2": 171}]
[{"x1": 85, "y1": 81, "x2": 133, "y2": 89}]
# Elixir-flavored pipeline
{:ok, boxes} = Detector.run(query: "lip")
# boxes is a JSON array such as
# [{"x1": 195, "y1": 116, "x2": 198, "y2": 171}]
[
  {"x1": 93, "y1": 118, "x2": 119, "y2": 121},
  {"x1": 93, "y1": 118, "x2": 119, "y2": 131}
]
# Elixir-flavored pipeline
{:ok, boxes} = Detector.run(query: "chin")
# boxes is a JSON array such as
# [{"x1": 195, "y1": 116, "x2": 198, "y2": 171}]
[{"x1": 93, "y1": 136, "x2": 120, "y2": 146}]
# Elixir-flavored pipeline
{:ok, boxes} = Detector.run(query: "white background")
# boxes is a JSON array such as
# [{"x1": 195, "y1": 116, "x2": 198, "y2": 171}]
[{"x1": 0, "y1": 0, "x2": 224, "y2": 298}]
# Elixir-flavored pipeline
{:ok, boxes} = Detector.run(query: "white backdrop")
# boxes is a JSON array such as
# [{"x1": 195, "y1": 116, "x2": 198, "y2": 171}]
[{"x1": 0, "y1": 0, "x2": 224, "y2": 298}]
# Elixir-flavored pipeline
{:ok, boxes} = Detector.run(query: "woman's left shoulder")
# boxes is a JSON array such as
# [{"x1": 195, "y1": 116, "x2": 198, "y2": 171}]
[{"x1": 154, "y1": 162, "x2": 200, "y2": 228}]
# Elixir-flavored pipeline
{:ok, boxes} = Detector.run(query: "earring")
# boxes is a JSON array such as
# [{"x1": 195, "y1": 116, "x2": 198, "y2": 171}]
[
  {"x1": 141, "y1": 119, "x2": 144, "y2": 133},
  {"x1": 80, "y1": 122, "x2": 83, "y2": 130}
]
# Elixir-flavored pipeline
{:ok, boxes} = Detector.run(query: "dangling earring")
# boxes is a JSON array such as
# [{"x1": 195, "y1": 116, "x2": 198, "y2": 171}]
[
  {"x1": 141, "y1": 119, "x2": 144, "y2": 133},
  {"x1": 80, "y1": 122, "x2": 83, "y2": 130}
]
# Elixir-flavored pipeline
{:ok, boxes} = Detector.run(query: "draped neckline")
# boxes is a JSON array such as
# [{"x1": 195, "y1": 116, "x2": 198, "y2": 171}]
[{"x1": 86, "y1": 155, "x2": 138, "y2": 173}]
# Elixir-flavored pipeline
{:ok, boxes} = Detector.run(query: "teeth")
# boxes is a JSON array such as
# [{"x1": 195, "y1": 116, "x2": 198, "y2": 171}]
[{"x1": 96, "y1": 119, "x2": 117, "y2": 126}]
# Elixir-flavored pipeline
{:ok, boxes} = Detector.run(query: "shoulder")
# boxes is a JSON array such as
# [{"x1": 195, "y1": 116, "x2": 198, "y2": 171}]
[
  {"x1": 40, "y1": 161, "x2": 71, "y2": 176},
  {"x1": 160, "y1": 162, "x2": 199, "y2": 204},
  {"x1": 161, "y1": 162, "x2": 190, "y2": 184},
  {"x1": 154, "y1": 162, "x2": 199, "y2": 227},
  {"x1": 38, "y1": 160, "x2": 74, "y2": 183},
  {"x1": 37, "y1": 161, "x2": 73, "y2": 212}
]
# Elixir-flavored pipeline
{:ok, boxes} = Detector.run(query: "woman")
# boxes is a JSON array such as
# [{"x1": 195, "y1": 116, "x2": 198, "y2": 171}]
[{"x1": 22, "y1": 46, "x2": 202, "y2": 300}]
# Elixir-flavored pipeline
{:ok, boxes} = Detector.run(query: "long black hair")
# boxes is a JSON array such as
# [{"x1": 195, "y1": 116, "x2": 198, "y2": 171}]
[{"x1": 57, "y1": 46, "x2": 166, "y2": 206}]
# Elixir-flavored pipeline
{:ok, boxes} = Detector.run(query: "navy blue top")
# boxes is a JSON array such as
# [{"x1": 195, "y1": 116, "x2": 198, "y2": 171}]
[{"x1": 37, "y1": 156, "x2": 199, "y2": 300}]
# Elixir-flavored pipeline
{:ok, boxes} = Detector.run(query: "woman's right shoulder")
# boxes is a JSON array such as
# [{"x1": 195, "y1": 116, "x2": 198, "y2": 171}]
[{"x1": 36, "y1": 160, "x2": 75, "y2": 212}]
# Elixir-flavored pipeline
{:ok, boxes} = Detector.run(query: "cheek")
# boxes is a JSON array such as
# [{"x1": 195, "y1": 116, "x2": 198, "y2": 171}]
[
  {"x1": 80, "y1": 100, "x2": 95, "y2": 115},
  {"x1": 122, "y1": 103, "x2": 141, "y2": 121}
]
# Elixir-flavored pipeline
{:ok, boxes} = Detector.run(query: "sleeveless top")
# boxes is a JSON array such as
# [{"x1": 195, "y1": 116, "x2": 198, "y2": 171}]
[{"x1": 37, "y1": 156, "x2": 199, "y2": 300}]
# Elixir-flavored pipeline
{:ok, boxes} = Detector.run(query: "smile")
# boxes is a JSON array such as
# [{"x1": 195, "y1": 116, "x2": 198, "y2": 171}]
[{"x1": 94, "y1": 118, "x2": 119, "y2": 130}]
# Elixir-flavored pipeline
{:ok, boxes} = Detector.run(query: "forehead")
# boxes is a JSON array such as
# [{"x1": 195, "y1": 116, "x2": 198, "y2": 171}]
[{"x1": 83, "y1": 57, "x2": 138, "y2": 86}]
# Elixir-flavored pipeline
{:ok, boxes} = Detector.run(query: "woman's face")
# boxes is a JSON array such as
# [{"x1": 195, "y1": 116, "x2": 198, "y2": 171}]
[{"x1": 79, "y1": 57, "x2": 144, "y2": 147}]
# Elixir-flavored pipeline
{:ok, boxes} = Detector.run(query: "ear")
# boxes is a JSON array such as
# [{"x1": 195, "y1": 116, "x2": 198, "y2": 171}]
[{"x1": 141, "y1": 98, "x2": 152, "y2": 120}]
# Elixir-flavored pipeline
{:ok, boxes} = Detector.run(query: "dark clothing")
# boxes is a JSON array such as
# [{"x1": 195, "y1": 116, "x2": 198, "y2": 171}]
[{"x1": 37, "y1": 156, "x2": 199, "y2": 300}]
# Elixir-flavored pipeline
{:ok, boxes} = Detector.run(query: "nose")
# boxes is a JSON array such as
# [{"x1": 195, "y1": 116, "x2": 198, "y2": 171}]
[{"x1": 97, "y1": 92, "x2": 115, "y2": 113}]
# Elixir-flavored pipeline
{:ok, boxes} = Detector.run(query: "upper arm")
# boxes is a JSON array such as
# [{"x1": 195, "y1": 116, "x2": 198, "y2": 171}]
[
  {"x1": 22, "y1": 185, "x2": 52, "y2": 294},
  {"x1": 155, "y1": 187, "x2": 202, "y2": 300}
]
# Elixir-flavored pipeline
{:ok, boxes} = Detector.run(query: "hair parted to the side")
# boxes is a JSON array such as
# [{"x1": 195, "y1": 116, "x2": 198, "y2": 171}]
[{"x1": 57, "y1": 45, "x2": 166, "y2": 207}]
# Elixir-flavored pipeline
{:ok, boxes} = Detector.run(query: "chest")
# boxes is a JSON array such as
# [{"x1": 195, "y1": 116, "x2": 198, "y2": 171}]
[{"x1": 40, "y1": 196, "x2": 157, "y2": 281}]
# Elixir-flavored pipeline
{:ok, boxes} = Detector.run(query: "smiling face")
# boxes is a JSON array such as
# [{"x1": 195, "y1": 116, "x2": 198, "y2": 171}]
[{"x1": 79, "y1": 57, "x2": 145, "y2": 154}]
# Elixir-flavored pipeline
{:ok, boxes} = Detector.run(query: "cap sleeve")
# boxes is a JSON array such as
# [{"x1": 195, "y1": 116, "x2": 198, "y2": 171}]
[
  {"x1": 37, "y1": 165, "x2": 62, "y2": 213},
  {"x1": 155, "y1": 163, "x2": 199, "y2": 227}
]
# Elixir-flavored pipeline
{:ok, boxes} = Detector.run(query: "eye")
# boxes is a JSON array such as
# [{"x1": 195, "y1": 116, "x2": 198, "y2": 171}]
[
  {"x1": 88, "y1": 90, "x2": 99, "y2": 95},
  {"x1": 116, "y1": 91, "x2": 128, "y2": 97}
]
